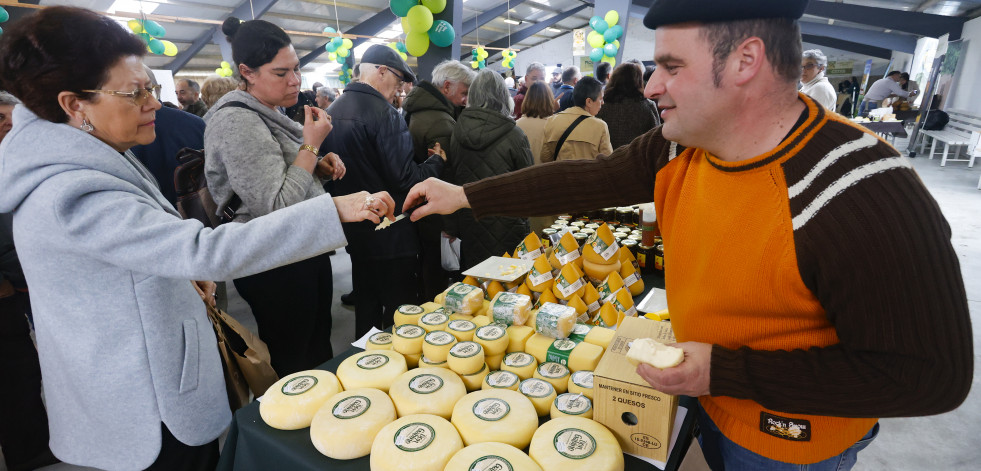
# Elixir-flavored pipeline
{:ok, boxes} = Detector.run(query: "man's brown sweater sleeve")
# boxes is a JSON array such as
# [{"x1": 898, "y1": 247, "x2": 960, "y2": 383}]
[{"x1": 464, "y1": 129, "x2": 671, "y2": 219}]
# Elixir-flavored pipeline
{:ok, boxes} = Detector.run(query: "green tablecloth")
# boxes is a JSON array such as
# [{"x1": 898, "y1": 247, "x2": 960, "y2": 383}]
[{"x1": 217, "y1": 272, "x2": 698, "y2": 471}]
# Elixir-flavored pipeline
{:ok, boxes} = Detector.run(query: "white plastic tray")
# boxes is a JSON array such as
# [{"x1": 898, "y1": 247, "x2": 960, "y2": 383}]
[{"x1": 461, "y1": 256, "x2": 534, "y2": 283}]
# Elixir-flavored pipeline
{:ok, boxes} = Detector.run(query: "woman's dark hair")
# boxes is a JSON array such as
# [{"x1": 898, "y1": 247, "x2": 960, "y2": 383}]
[
  {"x1": 595, "y1": 62, "x2": 613, "y2": 83},
  {"x1": 521, "y1": 81, "x2": 555, "y2": 119},
  {"x1": 222, "y1": 17, "x2": 292, "y2": 73},
  {"x1": 0, "y1": 7, "x2": 145, "y2": 123},
  {"x1": 573, "y1": 76, "x2": 604, "y2": 108},
  {"x1": 603, "y1": 63, "x2": 645, "y2": 104}
]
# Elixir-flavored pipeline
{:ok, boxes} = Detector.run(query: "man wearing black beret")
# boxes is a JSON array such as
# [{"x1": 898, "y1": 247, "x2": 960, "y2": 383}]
[{"x1": 402, "y1": 1, "x2": 973, "y2": 469}]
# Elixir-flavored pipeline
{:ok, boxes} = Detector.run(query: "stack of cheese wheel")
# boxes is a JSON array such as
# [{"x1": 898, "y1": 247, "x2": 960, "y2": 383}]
[
  {"x1": 568, "y1": 370, "x2": 594, "y2": 400},
  {"x1": 419, "y1": 310, "x2": 450, "y2": 333},
  {"x1": 444, "y1": 442, "x2": 543, "y2": 471},
  {"x1": 550, "y1": 392, "x2": 593, "y2": 419},
  {"x1": 310, "y1": 388, "x2": 396, "y2": 459},
  {"x1": 534, "y1": 362, "x2": 570, "y2": 394},
  {"x1": 474, "y1": 323, "x2": 509, "y2": 369},
  {"x1": 393, "y1": 324, "x2": 426, "y2": 368},
  {"x1": 447, "y1": 341, "x2": 484, "y2": 375},
  {"x1": 501, "y1": 351, "x2": 538, "y2": 380},
  {"x1": 518, "y1": 378, "x2": 556, "y2": 416},
  {"x1": 529, "y1": 417, "x2": 623, "y2": 471},
  {"x1": 459, "y1": 363, "x2": 490, "y2": 391},
  {"x1": 422, "y1": 330, "x2": 457, "y2": 363},
  {"x1": 450, "y1": 389, "x2": 539, "y2": 449},
  {"x1": 488, "y1": 292, "x2": 533, "y2": 326},
  {"x1": 370, "y1": 414, "x2": 464, "y2": 471},
  {"x1": 388, "y1": 367, "x2": 466, "y2": 419},
  {"x1": 259, "y1": 370, "x2": 343, "y2": 430},
  {"x1": 394, "y1": 304, "x2": 425, "y2": 326},
  {"x1": 524, "y1": 254, "x2": 554, "y2": 293},
  {"x1": 336, "y1": 350, "x2": 407, "y2": 393},
  {"x1": 446, "y1": 319, "x2": 477, "y2": 342},
  {"x1": 437, "y1": 282, "x2": 484, "y2": 315},
  {"x1": 581, "y1": 224, "x2": 622, "y2": 283}
]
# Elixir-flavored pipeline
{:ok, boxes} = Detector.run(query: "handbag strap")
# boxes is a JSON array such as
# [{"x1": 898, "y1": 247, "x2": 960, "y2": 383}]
[{"x1": 554, "y1": 115, "x2": 589, "y2": 159}]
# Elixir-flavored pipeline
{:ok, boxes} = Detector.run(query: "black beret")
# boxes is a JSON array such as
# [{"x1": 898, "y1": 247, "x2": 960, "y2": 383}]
[
  {"x1": 644, "y1": 0, "x2": 808, "y2": 29},
  {"x1": 361, "y1": 44, "x2": 417, "y2": 84}
]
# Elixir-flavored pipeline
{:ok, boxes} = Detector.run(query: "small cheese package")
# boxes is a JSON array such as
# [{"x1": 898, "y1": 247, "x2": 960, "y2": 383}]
[
  {"x1": 439, "y1": 282, "x2": 484, "y2": 315},
  {"x1": 532, "y1": 302, "x2": 577, "y2": 339},
  {"x1": 488, "y1": 291, "x2": 533, "y2": 326}
]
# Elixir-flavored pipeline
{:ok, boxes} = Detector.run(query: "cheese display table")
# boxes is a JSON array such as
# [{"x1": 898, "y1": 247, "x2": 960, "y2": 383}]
[{"x1": 217, "y1": 271, "x2": 698, "y2": 471}]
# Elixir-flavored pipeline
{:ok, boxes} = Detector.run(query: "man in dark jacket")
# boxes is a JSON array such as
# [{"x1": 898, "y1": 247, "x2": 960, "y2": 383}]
[
  {"x1": 320, "y1": 45, "x2": 445, "y2": 336},
  {"x1": 403, "y1": 60, "x2": 475, "y2": 300},
  {"x1": 556, "y1": 66, "x2": 580, "y2": 112}
]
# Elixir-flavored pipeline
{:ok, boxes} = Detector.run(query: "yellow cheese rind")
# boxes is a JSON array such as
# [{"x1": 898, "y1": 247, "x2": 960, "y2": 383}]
[
  {"x1": 514, "y1": 232, "x2": 544, "y2": 260},
  {"x1": 473, "y1": 324, "x2": 509, "y2": 356},
  {"x1": 582, "y1": 223, "x2": 619, "y2": 264},
  {"x1": 392, "y1": 324, "x2": 426, "y2": 355},
  {"x1": 549, "y1": 393, "x2": 593, "y2": 419},
  {"x1": 534, "y1": 362, "x2": 570, "y2": 394},
  {"x1": 620, "y1": 260, "x2": 645, "y2": 296},
  {"x1": 595, "y1": 302, "x2": 621, "y2": 328},
  {"x1": 550, "y1": 263, "x2": 586, "y2": 301},
  {"x1": 259, "y1": 370, "x2": 343, "y2": 430},
  {"x1": 422, "y1": 330, "x2": 457, "y2": 363},
  {"x1": 441, "y1": 282, "x2": 485, "y2": 315},
  {"x1": 567, "y1": 370, "x2": 594, "y2": 400},
  {"x1": 336, "y1": 350, "x2": 408, "y2": 393},
  {"x1": 567, "y1": 341, "x2": 604, "y2": 373},
  {"x1": 525, "y1": 254, "x2": 554, "y2": 292},
  {"x1": 447, "y1": 341, "x2": 485, "y2": 375},
  {"x1": 524, "y1": 332, "x2": 556, "y2": 364},
  {"x1": 310, "y1": 388, "x2": 396, "y2": 460},
  {"x1": 369, "y1": 414, "x2": 464, "y2": 471},
  {"x1": 583, "y1": 326, "x2": 615, "y2": 349},
  {"x1": 419, "y1": 311, "x2": 451, "y2": 332},
  {"x1": 450, "y1": 389, "x2": 539, "y2": 448},
  {"x1": 501, "y1": 352, "x2": 538, "y2": 380},
  {"x1": 420, "y1": 301, "x2": 443, "y2": 313},
  {"x1": 444, "y1": 442, "x2": 543, "y2": 471},
  {"x1": 366, "y1": 332, "x2": 393, "y2": 350},
  {"x1": 449, "y1": 313, "x2": 474, "y2": 322},
  {"x1": 583, "y1": 257, "x2": 622, "y2": 283},
  {"x1": 505, "y1": 325, "x2": 535, "y2": 353},
  {"x1": 394, "y1": 304, "x2": 425, "y2": 326},
  {"x1": 404, "y1": 352, "x2": 420, "y2": 369},
  {"x1": 446, "y1": 319, "x2": 477, "y2": 342},
  {"x1": 481, "y1": 370, "x2": 521, "y2": 391},
  {"x1": 420, "y1": 356, "x2": 449, "y2": 368},
  {"x1": 518, "y1": 378, "x2": 556, "y2": 416},
  {"x1": 459, "y1": 363, "x2": 489, "y2": 391},
  {"x1": 389, "y1": 368, "x2": 467, "y2": 419},
  {"x1": 472, "y1": 315, "x2": 493, "y2": 328},
  {"x1": 485, "y1": 353, "x2": 503, "y2": 370},
  {"x1": 528, "y1": 417, "x2": 623, "y2": 471}
]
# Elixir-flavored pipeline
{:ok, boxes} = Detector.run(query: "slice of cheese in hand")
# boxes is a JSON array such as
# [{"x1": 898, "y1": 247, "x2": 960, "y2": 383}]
[{"x1": 626, "y1": 338, "x2": 685, "y2": 369}]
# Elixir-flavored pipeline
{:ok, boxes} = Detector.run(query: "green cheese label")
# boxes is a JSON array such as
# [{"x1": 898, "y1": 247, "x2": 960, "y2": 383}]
[
  {"x1": 356, "y1": 354, "x2": 391, "y2": 370},
  {"x1": 472, "y1": 398, "x2": 511, "y2": 421},
  {"x1": 553, "y1": 428, "x2": 596, "y2": 459},
  {"x1": 554, "y1": 393, "x2": 592, "y2": 415},
  {"x1": 485, "y1": 370, "x2": 519, "y2": 388},
  {"x1": 421, "y1": 312, "x2": 449, "y2": 327},
  {"x1": 538, "y1": 362, "x2": 569, "y2": 379},
  {"x1": 519, "y1": 378, "x2": 553, "y2": 398},
  {"x1": 469, "y1": 456, "x2": 514, "y2": 471},
  {"x1": 394, "y1": 423, "x2": 435, "y2": 452},
  {"x1": 450, "y1": 341, "x2": 482, "y2": 358},
  {"x1": 408, "y1": 374, "x2": 444, "y2": 394},
  {"x1": 567, "y1": 324, "x2": 592, "y2": 343},
  {"x1": 425, "y1": 331, "x2": 455, "y2": 346},
  {"x1": 332, "y1": 395, "x2": 371, "y2": 419},
  {"x1": 281, "y1": 375, "x2": 317, "y2": 396},
  {"x1": 397, "y1": 304, "x2": 424, "y2": 315},
  {"x1": 369, "y1": 332, "x2": 392, "y2": 345},
  {"x1": 545, "y1": 339, "x2": 578, "y2": 366},
  {"x1": 475, "y1": 324, "x2": 506, "y2": 341}
]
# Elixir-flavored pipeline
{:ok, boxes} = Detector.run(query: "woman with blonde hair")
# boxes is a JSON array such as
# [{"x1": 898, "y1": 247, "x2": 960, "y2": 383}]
[
  {"x1": 515, "y1": 81, "x2": 555, "y2": 165},
  {"x1": 200, "y1": 76, "x2": 238, "y2": 108}
]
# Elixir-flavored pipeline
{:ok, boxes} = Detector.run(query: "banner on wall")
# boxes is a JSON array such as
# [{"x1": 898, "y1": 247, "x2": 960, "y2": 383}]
[
  {"x1": 573, "y1": 29, "x2": 586, "y2": 56},
  {"x1": 826, "y1": 60, "x2": 854, "y2": 76},
  {"x1": 859, "y1": 59, "x2": 873, "y2": 94}
]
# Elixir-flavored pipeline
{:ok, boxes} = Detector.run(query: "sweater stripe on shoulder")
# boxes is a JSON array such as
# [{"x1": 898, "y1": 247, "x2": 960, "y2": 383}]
[
  {"x1": 787, "y1": 133, "x2": 879, "y2": 199},
  {"x1": 791, "y1": 156, "x2": 912, "y2": 230}
]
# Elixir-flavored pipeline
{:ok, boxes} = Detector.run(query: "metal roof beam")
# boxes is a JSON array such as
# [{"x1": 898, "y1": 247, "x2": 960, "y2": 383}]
[
  {"x1": 461, "y1": 4, "x2": 589, "y2": 60},
  {"x1": 461, "y1": 0, "x2": 530, "y2": 36},
  {"x1": 298, "y1": 9, "x2": 397, "y2": 67},
  {"x1": 803, "y1": 2, "x2": 965, "y2": 40},
  {"x1": 799, "y1": 21, "x2": 917, "y2": 54},
  {"x1": 166, "y1": 0, "x2": 281, "y2": 72},
  {"x1": 801, "y1": 34, "x2": 892, "y2": 60}
]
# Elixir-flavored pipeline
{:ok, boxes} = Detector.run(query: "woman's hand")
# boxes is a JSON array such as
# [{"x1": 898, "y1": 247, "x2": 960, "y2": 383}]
[
  {"x1": 333, "y1": 191, "x2": 396, "y2": 224},
  {"x1": 303, "y1": 105, "x2": 333, "y2": 146},
  {"x1": 427, "y1": 143, "x2": 447, "y2": 162},
  {"x1": 191, "y1": 280, "x2": 217, "y2": 308},
  {"x1": 315, "y1": 152, "x2": 346, "y2": 180}
]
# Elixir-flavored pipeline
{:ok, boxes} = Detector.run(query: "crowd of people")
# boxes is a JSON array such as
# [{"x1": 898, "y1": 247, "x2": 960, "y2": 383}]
[{"x1": 0, "y1": 0, "x2": 972, "y2": 471}]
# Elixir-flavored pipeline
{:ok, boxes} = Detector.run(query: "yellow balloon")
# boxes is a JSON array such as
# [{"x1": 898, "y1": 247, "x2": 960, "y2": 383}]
[
  {"x1": 405, "y1": 31, "x2": 429, "y2": 57},
  {"x1": 587, "y1": 31, "x2": 605, "y2": 49},
  {"x1": 401, "y1": 16, "x2": 411, "y2": 33},
  {"x1": 342, "y1": 38, "x2": 353, "y2": 49},
  {"x1": 471, "y1": 60, "x2": 479, "y2": 69},
  {"x1": 328, "y1": 52, "x2": 337, "y2": 61},
  {"x1": 605, "y1": 10, "x2": 619, "y2": 27},
  {"x1": 220, "y1": 61, "x2": 231, "y2": 68},
  {"x1": 127, "y1": 20, "x2": 145, "y2": 34},
  {"x1": 162, "y1": 40, "x2": 178, "y2": 57},
  {"x1": 400, "y1": 52, "x2": 408, "y2": 61},
  {"x1": 216, "y1": 68, "x2": 223, "y2": 75},
  {"x1": 601, "y1": 56, "x2": 617, "y2": 68}
]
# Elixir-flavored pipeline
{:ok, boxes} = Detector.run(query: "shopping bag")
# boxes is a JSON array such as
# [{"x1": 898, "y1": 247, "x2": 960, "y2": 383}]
[
  {"x1": 204, "y1": 303, "x2": 279, "y2": 411},
  {"x1": 441, "y1": 233, "x2": 461, "y2": 271}
]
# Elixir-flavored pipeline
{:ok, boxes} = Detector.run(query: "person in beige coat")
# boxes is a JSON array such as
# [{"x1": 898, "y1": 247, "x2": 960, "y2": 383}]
[{"x1": 541, "y1": 76, "x2": 613, "y2": 161}]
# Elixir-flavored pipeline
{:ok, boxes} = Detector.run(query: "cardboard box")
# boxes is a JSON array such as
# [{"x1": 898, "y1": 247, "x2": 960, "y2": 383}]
[{"x1": 593, "y1": 316, "x2": 678, "y2": 462}]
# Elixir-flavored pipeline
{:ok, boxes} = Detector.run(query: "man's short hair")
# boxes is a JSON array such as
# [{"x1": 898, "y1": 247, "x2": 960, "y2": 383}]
[
  {"x1": 561, "y1": 66, "x2": 580, "y2": 84},
  {"x1": 572, "y1": 76, "x2": 603, "y2": 108},
  {"x1": 181, "y1": 78, "x2": 201, "y2": 94},
  {"x1": 316, "y1": 86, "x2": 336, "y2": 100},
  {"x1": 526, "y1": 62, "x2": 546, "y2": 77},
  {"x1": 887, "y1": 71, "x2": 901, "y2": 78},
  {"x1": 900, "y1": 72, "x2": 910, "y2": 81},
  {"x1": 595, "y1": 62, "x2": 612, "y2": 83},
  {"x1": 432, "y1": 60, "x2": 476, "y2": 88},
  {"x1": 699, "y1": 18, "x2": 802, "y2": 87},
  {"x1": 802, "y1": 49, "x2": 827, "y2": 68}
]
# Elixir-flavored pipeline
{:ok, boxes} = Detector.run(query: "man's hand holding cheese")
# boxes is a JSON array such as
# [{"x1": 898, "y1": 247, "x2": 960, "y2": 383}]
[{"x1": 632, "y1": 340, "x2": 712, "y2": 397}]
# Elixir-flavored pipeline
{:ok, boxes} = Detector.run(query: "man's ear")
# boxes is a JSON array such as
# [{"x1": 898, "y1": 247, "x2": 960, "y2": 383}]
[{"x1": 728, "y1": 36, "x2": 766, "y2": 87}]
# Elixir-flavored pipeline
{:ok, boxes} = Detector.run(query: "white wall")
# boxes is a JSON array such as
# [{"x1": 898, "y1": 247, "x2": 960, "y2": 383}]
[{"x1": 948, "y1": 16, "x2": 981, "y2": 111}]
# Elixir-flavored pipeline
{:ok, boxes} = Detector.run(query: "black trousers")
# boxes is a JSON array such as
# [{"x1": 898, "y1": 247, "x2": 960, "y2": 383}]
[
  {"x1": 145, "y1": 423, "x2": 218, "y2": 471},
  {"x1": 417, "y1": 218, "x2": 451, "y2": 302},
  {"x1": 0, "y1": 291, "x2": 56, "y2": 471},
  {"x1": 233, "y1": 252, "x2": 334, "y2": 377},
  {"x1": 351, "y1": 255, "x2": 420, "y2": 338}
]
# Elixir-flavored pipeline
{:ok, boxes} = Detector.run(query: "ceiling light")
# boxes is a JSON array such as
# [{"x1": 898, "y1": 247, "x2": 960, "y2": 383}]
[
  {"x1": 109, "y1": 0, "x2": 159, "y2": 14},
  {"x1": 547, "y1": 27, "x2": 561, "y2": 33},
  {"x1": 827, "y1": 18, "x2": 834, "y2": 25},
  {"x1": 884, "y1": 29, "x2": 892, "y2": 33},
  {"x1": 503, "y1": 19, "x2": 520, "y2": 25}
]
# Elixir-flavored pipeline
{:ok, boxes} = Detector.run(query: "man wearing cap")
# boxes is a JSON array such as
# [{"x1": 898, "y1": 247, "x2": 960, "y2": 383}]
[
  {"x1": 319, "y1": 44, "x2": 446, "y2": 337},
  {"x1": 401, "y1": 1, "x2": 972, "y2": 469},
  {"x1": 550, "y1": 66, "x2": 563, "y2": 95}
]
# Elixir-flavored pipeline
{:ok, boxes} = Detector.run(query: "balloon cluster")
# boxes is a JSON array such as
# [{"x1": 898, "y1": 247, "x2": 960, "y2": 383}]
[
  {"x1": 324, "y1": 27, "x2": 355, "y2": 65},
  {"x1": 500, "y1": 49, "x2": 517, "y2": 69},
  {"x1": 470, "y1": 47, "x2": 488, "y2": 69},
  {"x1": 128, "y1": 19, "x2": 178, "y2": 57},
  {"x1": 587, "y1": 10, "x2": 621, "y2": 68},
  {"x1": 0, "y1": 6, "x2": 9, "y2": 35},
  {"x1": 339, "y1": 62, "x2": 354, "y2": 85},
  {"x1": 215, "y1": 61, "x2": 234, "y2": 77},
  {"x1": 390, "y1": 0, "x2": 456, "y2": 57}
]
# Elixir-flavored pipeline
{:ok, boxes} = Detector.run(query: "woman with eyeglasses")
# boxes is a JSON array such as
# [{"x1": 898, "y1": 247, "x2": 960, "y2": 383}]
[
  {"x1": 0, "y1": 7, "x2": 393, "y2": 470},
  {"x1": 203, "y1": 17, "x2": 350, "y2": 379}
]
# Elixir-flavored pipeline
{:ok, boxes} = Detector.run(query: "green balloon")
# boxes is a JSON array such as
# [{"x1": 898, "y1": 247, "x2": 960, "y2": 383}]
[
  {"x1": 421, "y1": 0, "x2": 446, "y2": 14},
  {"x1": 137, "y1": 32, "x2": 152, "y2": 44},
  {"x1": 390, "y1": 0, "x2": 417, "y2": 18},
  {"x1": 427, "y1": 20, "x2": 454, "y2": 48},
  {"x1": 405, "y1": 31, "x2": 430, "y2": 57},
  {"x1": 605, "y1": 10, "x2": 619, "y2": 27},
  {"x1": 0, "y1": 7, "x2": 9, "y2": 23},
  {"x1": 148, "y1": 39, "x2": 165, "y2": 55},
  {"x1": 143, "y1": 20, "x2": 166, "y2": 38},
  {"x1": 406, "y1": 5, "x2": 433, "y2": 33}
]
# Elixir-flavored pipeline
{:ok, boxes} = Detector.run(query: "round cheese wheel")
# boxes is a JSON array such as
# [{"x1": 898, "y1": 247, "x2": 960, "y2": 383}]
[
  {"x1": 485, "y1": 353, "x2": 504, "y2": 370},
  {"x1": 370, "y1": 414, "x2": 464, "y2": 471},
  {"x1": 567, "y1": 370, "x2": 594, "y2": 400},
  {"x1": 518, "y1": 378, "x2": 556, "y2": 416},
  {"x1": 534, "y1": 362, "x2": 570, "y2": 394},
  {"x1": 459, "y1": 363, "x2": 489, "y2": 391},
  {"x1": 259, "y1": 370, "x2": 343, "y2": 430},
  {"x1": 448, "y1": 341, "x2": 485, "y2": 375},
  {"x1": 389, "y1": 367, "x2": 467, "y2": 419},
  {"x1": 419, "y1": 311, "x2": 451, "y2": 332},
  {"x1": 549, "y1": 393, "x2": 593, "y2": 419},
  {"x1": 336, "y1": 350, "x2": 407, "y2": 393},
  {"x1": 473, "y1": 324, "x2": 509, "y2": 356},
  {"x1": 394, "y1": 304, "x2": 425, "y2": 326},
  {"x1": 422, "y1": 330, "x2": 457, "y2": 363},
  {"x1": 444, "y1": 442, "x2": 544, "y2": 471},
  {"x1": 501, "y1": 352, "x2": 538, "y2": 380},
  {"x1": 366, "y1": 331, "x2": 393, "y2": 350},
  {"x1": 393, "y1": 324, "x2": 426, "y2": 355},
  {"x1": 310, "y1": 388, "x2": 396, "y2": 460},
  {"x1": 446, "y1": 319, "x2": 477, "y2": 342},
  {"x1": 420, "y1": 356, "x2": 448, "y2": 368},
  {"x1": 528, "y1": 417, "x2": 623, "y2": 471},
  {"x1": 450, "y1": 389, "x2": 539, "y2": 449},
  {"x1": 481, "y1": 370, "x2": 520, "y2": 391}
]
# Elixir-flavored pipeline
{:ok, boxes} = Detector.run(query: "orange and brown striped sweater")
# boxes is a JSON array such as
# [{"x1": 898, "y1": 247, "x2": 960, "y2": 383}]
[{"x1": 464, "y1": 94, "x2": 972, "y2": 464}]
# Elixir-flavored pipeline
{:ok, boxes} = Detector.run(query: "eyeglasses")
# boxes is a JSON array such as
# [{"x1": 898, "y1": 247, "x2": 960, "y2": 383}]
[
  {"x1": 81, "y1": 85, "x2": 162, "y2": 107},
  {"x1": 376, "y1": 66, "x2": 405, "y2": 86},
  {"x1": 801, "y1": 63, "x2": 819, "y2": 71}
]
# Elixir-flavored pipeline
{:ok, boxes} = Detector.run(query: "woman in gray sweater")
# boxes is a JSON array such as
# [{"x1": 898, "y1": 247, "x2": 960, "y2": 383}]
[{"x1": 204, "y1": 17, "x2": 346, "y2": 376}]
